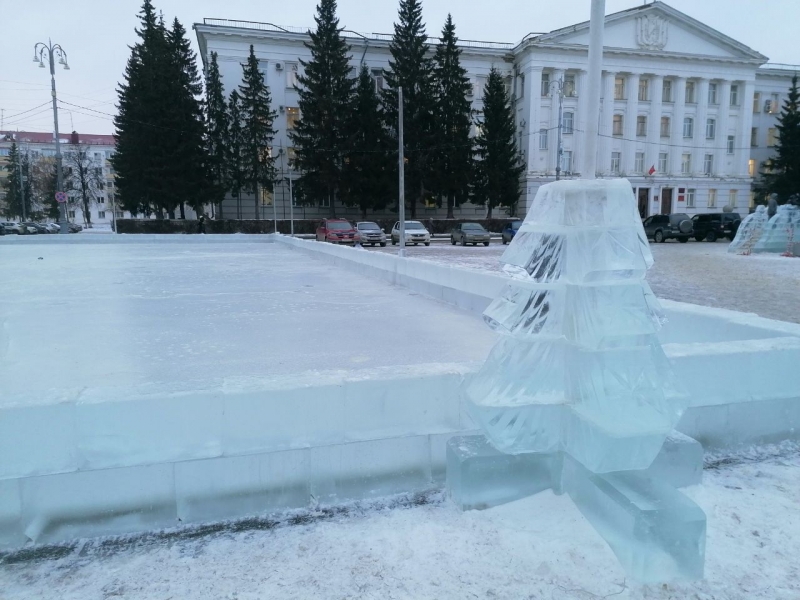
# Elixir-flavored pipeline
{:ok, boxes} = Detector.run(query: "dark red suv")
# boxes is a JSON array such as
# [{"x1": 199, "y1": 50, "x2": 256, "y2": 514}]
[{"x1": 316, "y1": 219, "x2": 359, "y2": 244}]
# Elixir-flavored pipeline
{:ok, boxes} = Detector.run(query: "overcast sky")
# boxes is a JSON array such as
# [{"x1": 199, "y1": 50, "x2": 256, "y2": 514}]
[{"x1": 2, "y1": 0, "x2": 797, "y2": 135}]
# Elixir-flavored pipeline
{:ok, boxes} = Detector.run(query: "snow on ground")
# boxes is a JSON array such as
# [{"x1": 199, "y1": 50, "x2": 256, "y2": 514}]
[
  {"x1": 371, "y1": 241, "x2": 800, "y2": 324},
  {"x1": 2, "y1": 446, "x2": 798, "y2": 600}
]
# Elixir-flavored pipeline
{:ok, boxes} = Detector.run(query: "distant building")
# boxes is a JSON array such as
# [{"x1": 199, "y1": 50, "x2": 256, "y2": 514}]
[{"x1": 195, "y1": 0, "x2": 799, "y2": 219}]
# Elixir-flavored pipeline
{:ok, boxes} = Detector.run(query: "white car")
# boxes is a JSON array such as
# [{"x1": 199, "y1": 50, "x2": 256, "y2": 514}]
[
  {"x1": 391, "y1": 221, "x2": 431, "y2": 246},
  {"x1": 1, "y1": 222, "x2": 22, "y2": 235},
  {"x1": 355, "y1": 221, "x2": 387, "y2": 247},
  {"x1": 44, "y1": 223, "x2": 62, "y2": 234}
]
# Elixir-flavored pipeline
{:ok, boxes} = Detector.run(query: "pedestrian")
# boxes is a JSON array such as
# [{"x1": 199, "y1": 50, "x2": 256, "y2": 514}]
[{"x1": 197, "y1": 214, "x2": 206, "y2": 234}]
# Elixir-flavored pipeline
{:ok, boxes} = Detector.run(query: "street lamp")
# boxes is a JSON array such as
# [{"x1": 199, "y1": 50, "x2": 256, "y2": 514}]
[
  {"x1": 33, "y1": 40, "x2": 69, "y2": 233},
  {"x1": 550, "y1": 78, "x2": 566, "y2": 181}
]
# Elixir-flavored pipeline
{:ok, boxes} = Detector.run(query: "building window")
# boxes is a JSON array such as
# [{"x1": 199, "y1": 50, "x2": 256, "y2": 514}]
[
  {"x1": 727, "y1": 135, "x2": 735, "y2": 155},
  {"x1": 540, "y1": 73, "x2": 549, "y2": 97},
  {"x1": 116, "y1": 211, "x2": 124, "y2": 218},
  {"x1": 681, "y1": 153, "x2": 692, "y2": 174},
  {"x1": 663, "y1": 79, "x2": 673, "y2": 102},
  {"x1": 287, "y1": 64, "x2": 299, "y2": 88},
  {"x1": 562, "y1": 150, "x2": 573, "y2": 173},
  {"x1": 564, "y1": 74, "x2": 576, "y2": 97},
  {"x1": 472, "y1": 76, "x2": 487, "y2": 99},
  {"x1": 260, "y1": 187, "x2": 273, "y2": 206},
  {"x1": 613, "y1": 114, "x2": 624, "y2": 136},
  {"x1": 767, "y1": 127, "x2": 778, "y2": 147},
  {"x1": 706, "y1": 118, "x2": 716, "y2": 140},
  {"x1": 708, "y1": 83, "x2": 718, "y2": 105},
  {"x1": 729, "y1": 189, "x2": 738, "y2": 207},
  {"x1": 635, "y1": 151, "x2": 645, "y2": 173},
  {"x1": 685, "y1": 81, "x2": 696, "y2": 104},
  {"x1": 660, "y1": 116, "x2": 671, "y2": 137},
  {"x1": 704, "y1": 154, "x2": 714, "y2": 175},
  {"x1": 539, "y1": 128, "x2": 548, "y2": 150},
  {"x1": 730, "y1": 84, "x2": 739, "y2": 106},
  {"x1": 751, "y1": 127, "x2": 758, "y2": 147},
  {"x1": 0, "y1": 149, "x2": 9, "y2": 157},
  {"x1": 659, "y1": 152, "x2": 668, "y2": 173},
  {"x1": 563, "y1": 111, "x2": 574, "y2": 134},
  {"x1": 611, "y1": 152, "x2": 621, "y2": 174},
  {"x1": 686, "y1": 189, "x2": 696, "y2": 208},
  {"x1": 708, "y1": 189, "x2": 717, "y2": 208},
  {"x1": 97, "y1": 211, "x2": 106, "y2": 219},
  {"x1": 68, "y1": 210, "x2": 76, "y2": 219},
  {"x1": 519, "y1": 73, "x2": 525, "y2": 98},
  {"x1": 286, "y1": 107, "x2": 300, "y2": 130},
  {"x1": 636, "y1": 116, "x2": 647, "y2": 137},
  {"x1": 372, "y1": 69, "x2": 384, "y2": 92},
  {"x1": 683, "y1": 117, "x2": 694, "y2": 138},
  {"x1": 97, "y1": 197, "x2": 105, "y2": 204},
  {"x1": 753, "y1": 92, "x2": 761, "y2": 113},
  {"x1": 749, "y1": 159, "x2": 756, "y2": 177},
  {"x1": 614, "y1": 76, "x2": 625, "y2": 100},
  {"x1": 320, "y1": 195, "x2": 330, "y2": 208},
  {"x1": 638, "y1": 78, "x2": 649, "y2": 101},
  {"x1": 770, "y1": 93, "x2": 780, "y2": 113}
]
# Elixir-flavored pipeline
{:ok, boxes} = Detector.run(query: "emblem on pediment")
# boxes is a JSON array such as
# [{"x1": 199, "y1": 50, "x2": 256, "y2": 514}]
[{"x1": 636, "y1": 15, "x2": 668, "y2": 51}]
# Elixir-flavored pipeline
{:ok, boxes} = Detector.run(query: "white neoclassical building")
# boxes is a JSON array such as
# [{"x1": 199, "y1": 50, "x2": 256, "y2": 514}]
[{"x1": 194, "y1": 1, "x2": 798, "y2": 220}]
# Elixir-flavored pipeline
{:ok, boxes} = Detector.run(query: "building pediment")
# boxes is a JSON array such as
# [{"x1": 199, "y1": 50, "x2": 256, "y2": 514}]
[{"x1": 529, "y1": 1, "x2": 767, "y2": 63}]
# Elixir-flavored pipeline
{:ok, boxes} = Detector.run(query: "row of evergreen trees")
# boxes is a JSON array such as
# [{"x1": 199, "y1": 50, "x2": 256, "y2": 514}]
[{"x1": 113, "y1": 0, "x2": 524, "y2": 219}]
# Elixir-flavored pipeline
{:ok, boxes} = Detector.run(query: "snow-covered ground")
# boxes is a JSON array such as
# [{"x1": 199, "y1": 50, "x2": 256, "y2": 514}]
[
  {"x1": 371, "y1": 241, "x2": 800, "y2": 324},
  {"x1": 2, "y1": 444, "x2": 798, "y2": 600}
]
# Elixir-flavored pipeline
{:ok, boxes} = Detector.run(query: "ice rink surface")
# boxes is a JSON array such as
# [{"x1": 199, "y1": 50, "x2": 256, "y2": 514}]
[
  {"x1": 0, "y1": 241, "x2": 496, "y2": 408},
  {"x1": 372, "y1": 241, "x2": 800, "y2": 324}
]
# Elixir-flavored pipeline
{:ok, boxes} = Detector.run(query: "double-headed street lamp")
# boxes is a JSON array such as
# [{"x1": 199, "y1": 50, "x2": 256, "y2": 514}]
[{"x1": 33, "y1": 40, "x2": 69, "y2": 232}]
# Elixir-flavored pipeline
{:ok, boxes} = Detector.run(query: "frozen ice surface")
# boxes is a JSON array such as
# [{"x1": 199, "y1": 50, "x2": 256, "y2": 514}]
[
  {"x1": 466, "y1": 179, "x2": 687, "y2": 473},
  {"x1": 446, "y1": 432, "x2": 703, "y2": 512},
  {"x1": 563, "y1": 454, "x2": 706, "y2": 583},
  {"x1": 728, "y1": 205, "x2": 769, "y2": 254},
  {"x1": 754, "y1": 204, "x2": 799, "y2": 254}
]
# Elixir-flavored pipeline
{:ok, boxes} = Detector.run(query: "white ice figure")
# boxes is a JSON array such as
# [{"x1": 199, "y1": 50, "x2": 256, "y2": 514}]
[
  {"x1": 465, "y1": 179, "x2": 688, "y2": 474},
  {"x1": 753, "y1": 204, "x2": 800, "y2": 254},
  {"x1": 728, "y1": 205, "x2": 769, "y2": 254}
]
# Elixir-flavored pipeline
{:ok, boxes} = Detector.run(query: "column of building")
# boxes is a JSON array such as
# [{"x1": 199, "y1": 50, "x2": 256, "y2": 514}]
[
  {"x1": 524, "y1": 67, "x2": 543, "y2": 173},
  {"x1": 600, "y1": 71, "x2": 616, "y2": 176},
  {"x1": 646, "y1": 75, "x2": 664, "y2": 176},
  {"x1": 715, "y1": 80, "x2": 732, "y2": 178},
  {"x1": 624, "y1": 73, "x2": 640, "y2": 175},
  {"x1": 669, "y1": 77, "x2": 687, "y2": 176},
  {"x1": 737, "y1": 80, "x2": 756, "y2": 178},
  {"x1": 575, "y1": 69, "x2": 589, "y2": 176},
  {"x1": 549, "y1": 69, "x2": 565, "y2": 174},
  {"x1": 692, "y1": 78, "x2": 710, "y2": 176}
]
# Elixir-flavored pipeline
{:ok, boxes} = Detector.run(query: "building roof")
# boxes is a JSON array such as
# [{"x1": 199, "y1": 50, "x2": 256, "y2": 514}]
[{"x1": 0, "y1": 131, "x2": 115, "y2": 147}]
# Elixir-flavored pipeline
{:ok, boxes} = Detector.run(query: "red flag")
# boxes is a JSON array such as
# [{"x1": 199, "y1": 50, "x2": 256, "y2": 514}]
[{"x1": 648, "y1": 165, "x2": 656, "y2": 176}]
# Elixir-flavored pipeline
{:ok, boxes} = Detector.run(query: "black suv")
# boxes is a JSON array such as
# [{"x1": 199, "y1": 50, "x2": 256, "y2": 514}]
[
  {"x1": 691, "y1": 213, "x2": 742, "y2": 242},
  {"x1": 642, "y1": 213, "x2": 693, "y2": 243}
]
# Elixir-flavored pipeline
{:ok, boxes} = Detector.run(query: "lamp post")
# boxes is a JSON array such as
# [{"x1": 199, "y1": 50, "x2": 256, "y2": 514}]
[
  {"x1": 550, "y1": 77, "x2": 566, "y2": 181},
  {"x1": 33, "y1": 40, "x2": 69, "y2": 232}
]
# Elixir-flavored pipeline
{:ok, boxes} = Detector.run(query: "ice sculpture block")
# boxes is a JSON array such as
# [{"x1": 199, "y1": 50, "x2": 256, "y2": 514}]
[
  {"x1": 753, "y1": 204, "x2": 799, "y2": 254},
  {"x1": 465, "y1": 179, "x2": 687, "y2": 474},
  {"x1": 728, "y1": 205, "x2": 768, "y2": 254},
  {"x1": 562, "y1": 455, "x2": 706, "y2": 583}
]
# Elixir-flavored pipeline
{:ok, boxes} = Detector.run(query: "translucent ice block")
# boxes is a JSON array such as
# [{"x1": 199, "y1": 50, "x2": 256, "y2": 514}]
[
  {"x1": 728, "y1": 205, "x2": 768, "y2": 254},
  {"x1": 562, "y1": 455, "x2": 706, "y2": 583},
  {"x1": 753, "y1": 205, "x2": 799, "y2": 254}
]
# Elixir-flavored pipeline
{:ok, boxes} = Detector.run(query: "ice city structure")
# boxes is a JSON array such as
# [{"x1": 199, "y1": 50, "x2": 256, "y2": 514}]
[
  {"x1": 454, "y1": 178, "x2": 706, "y2": 582},
  {"x1": 728, "y1": 205, "x2": 769, "y2": 255}
]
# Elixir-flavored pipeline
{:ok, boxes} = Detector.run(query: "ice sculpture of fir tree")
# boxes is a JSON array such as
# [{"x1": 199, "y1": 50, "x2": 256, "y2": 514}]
[{"x1": 465, "y1": 179, "x2": 688, "y2": 474}]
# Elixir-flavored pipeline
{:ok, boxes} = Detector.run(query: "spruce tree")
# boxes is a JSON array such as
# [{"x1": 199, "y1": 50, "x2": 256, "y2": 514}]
[
  {"x1": 166, "y1": 17, "x2": 210, "y2": 218},
  {"x1": 473, "y1": 67, "x2": 524, "y2": 218},
  {"x1": 226, "y1": 90, "x2": 246, "y2": 219},
  {"x1": 290, "y1": 0, "x2": 354, "y2": 217},
  {"x1": 760, "y1": 75, "x2": 800, "y2": 203},
  {"x1": 383, "y1": 0, "x2": 437, "y2": 218},
  {"x1": 2, "y1": 143, "x2": 24, "y2": 219},
  {"x1": 433, "y1": 14, "x2": 473, "y2": 219},
  {"x1": 205, "y1": 51, "x2": 229, "y2": 217},
  {"x1": 343, "y1": 65, "x2": 394, "y2": 219},
  {"x1": 238, "y1": 45, "x2": 277, "y2": 219}
]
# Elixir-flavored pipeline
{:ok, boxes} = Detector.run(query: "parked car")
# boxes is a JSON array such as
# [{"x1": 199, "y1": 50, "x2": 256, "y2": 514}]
[
  {"x1": 0, "y1": 224, "x2": 4, "y2": 236},
  {"x1": 316, "y1": 218, "x2": 358, "y2": 244},
  {"x1": 501, "y1": 221, "x2": 522, "y2": 245},
  {"x1": 26, "y1": 223, "x2": 51, "y2": 234},
  {"x1": 1, "y1": 222, "x2": 22, "y2": 234},
  {"x1": 19, "y1": 222, "x2": 40, "y2": 235},
  {"x1": 355, "y1": 221, "x2": 387, "y2": 247},
  {"x1": 691, "y1": 212, "x2": 742, "y2": 242},
  {"x1": 451, "y1": 222, "x2": 491, "y2": 246},
  {"x1": 391, "y1": 221, "x2": 431, "y2": 246},
  {"x1": 642, "y1": 213, "x2": 692, "y2": 243},
  {"x1": 44, "y1": 223, "x2": 61, "y2": 234},
  {"x1": 68, "y1": 223, "x2": 83, "y2": 233}
]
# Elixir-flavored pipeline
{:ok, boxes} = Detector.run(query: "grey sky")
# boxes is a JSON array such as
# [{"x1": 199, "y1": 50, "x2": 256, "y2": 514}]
[{"x1": 1, "y1": 0, "x2": 797, "y2": 135}]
